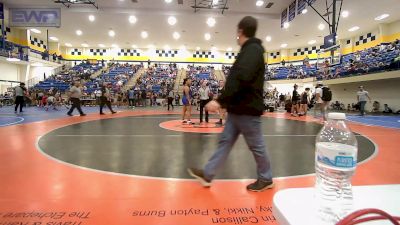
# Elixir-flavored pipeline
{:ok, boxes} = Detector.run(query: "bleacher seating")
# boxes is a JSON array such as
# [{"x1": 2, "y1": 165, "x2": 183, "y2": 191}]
[{"x1": 267, "y1": 40, "x2": 400, "y2": 80}]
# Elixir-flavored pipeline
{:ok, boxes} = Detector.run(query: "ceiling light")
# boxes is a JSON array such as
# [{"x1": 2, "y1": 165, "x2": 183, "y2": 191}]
[
  {"x1": 207, "y1": 17, "x2": 216, "y2": 27},
  {"x1": 132, "y1": 45, "x2": 137, "y2": 48},
  {"x1": 256, "y1": 0, "x2": 264, "y2": 7},
  {"x1": 31, "y1": 62, "x2": 43, "y2": 67},
  {"x1": 168, "y1": 16, "x2": 177, "y2": 26},
  {"x1": 212, "y1": 0, "x2": 219, "y2": 5},
  {"x1": 165, "y1": 0, "x2": 172, "y2": 3},
  {"x1": 108, "y1": 30, "x2": 115, "y2": 37},
  {"x1": 129, "y1": 15, "x2": 137, "y2": 24},
  {"x1": 98, "y1": 44, "x2": 105, "y2": 48},
  {"x1": 283, "y1": 22, "x2": 290, "y2": 29},
  {"x1": 7, "y1": 58, "x2": 21, "y2": 62},
  {"x1": 49, "y1": 36, "x2": 58, "y2": 41},
  {"x1": 318, "y1": 23, "x2": 325, "y2": 30},
  {"x1": 164, "y1": 45, "x2": 170, "y2": 50},
  {"x1": 341, "y1": 10, "x2": 349, "y2": 18},
  {"x1": 30, "y1": 28, "x2": 41, "y2": 34},
  {"x1": 226, "y1": 47, "x2": 232, "y2": 52},
  {"x1": 88, "y1": 15, "x2": 95, "y2": 22},
  {"x1": 308, "y1": 40, "x2": 316, "y2": 45},
  {"x1": 348, "y1": 26, "x2": 360, "y2": 32},
  {"x1": 111, "y1": 44, "x2": 119, "y2": 48},
  {"x1": 196, "y1": 47, "x2": 200, "y2": 50},
  {"x1": 65, "y1": 43, "x2": 72, "y2": 47},
  {"x1": 280, "y1": 43, "x2": 288, "y2": 48},
  {"x1": 173, "y1": 32, "x2": 180, "y2": 40},
  {"x1": 266, "y1": 36, "x2": 272, "y2": 42},
  {"x1": 302, "y1": 9, "x2": 308, "y2": 14},
  {"x1": 375, "y1": 14, "x2": 389, "y2": 21},
  {"x1": 205, "y1": 33, "x2": 211, "y2": 41},
  {"x1": 76, "y1": 30, "x2": 83, "y2": 36},
  {"x1": 81, "y1": 43, "x2": 89, "y2": 47},
  {"x1": 141, "y1": 31, "x2": 148, "y2": 39}
]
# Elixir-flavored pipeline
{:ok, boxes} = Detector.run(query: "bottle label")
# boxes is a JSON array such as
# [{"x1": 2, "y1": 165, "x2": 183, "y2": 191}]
[
  {"x1": 316, "y1": 143, "x2": 357, "y2": 169},
  {"x1": 317, "y1": 155, "x2": 356, "y2": 168}
]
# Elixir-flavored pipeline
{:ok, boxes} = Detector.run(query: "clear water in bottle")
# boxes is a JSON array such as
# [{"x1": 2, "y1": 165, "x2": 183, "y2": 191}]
[{"x1": 315, "y1": 113, "x2": 358, "y2": 223}]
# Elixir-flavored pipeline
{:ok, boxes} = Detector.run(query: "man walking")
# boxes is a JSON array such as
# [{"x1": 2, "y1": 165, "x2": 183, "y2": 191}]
[
  {"x1": 357, "y1": 86, "x2": 371, "y2": 116},
  {"x1": 198, "y1": 80, "x2": 210, "y2": 123},
  {"x1": 100, "y1": 83, "x2": 117, "y2": 115},
  {"x1": 67, "y1": 81, "x2": 86, "y2": 116},
  {"x1": 14, "y1": 82, "x2": 26, "y2": 113},
  {"x1": 188, "y1": 16, "x2": 273, "y2": 192}
]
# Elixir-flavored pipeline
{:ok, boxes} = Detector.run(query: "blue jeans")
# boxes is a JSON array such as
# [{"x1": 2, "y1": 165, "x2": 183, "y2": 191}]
[
  {"x1": 359, "y1": 101, "x2": 367, "y2": 116},
  {"x1": 204, "y1": 114, "x2": 273, "y2": 181}
]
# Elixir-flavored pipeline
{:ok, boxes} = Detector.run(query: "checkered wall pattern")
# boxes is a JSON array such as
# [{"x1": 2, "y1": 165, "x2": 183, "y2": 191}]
[
  {"x1": 71, "y1": 49, "x2": 82, "y2": 56},
  {"x1": 193, "y1": 51, "x2": 215, "y2": 59},
  {"x1": 269, "y1": 52, "x2": 280, "y2": 59},
  {"x1": 90, "y1": 49, "x2": 107, "y2": 56},
  {"x1": 355, "y1": 33, "x2": 376, "y2": 46},
  {"x1": 156, "y1": 50, "x2": 178, "y2": 57},
  {"x1": 225, "y1": 52, "x2": 238, "y2": 59},
  {"x1": 0, "y1": 25, "x2": 11, "y2": 37},
  {"x1": 118, "y1": 49, "x2": 140, "y2": 57},
  {"x1": 30, "y1": 36, "x2": 47, "y2": 49},
  {"x1": 293, "y1": 45, "x2": 323, "y2": 56}
]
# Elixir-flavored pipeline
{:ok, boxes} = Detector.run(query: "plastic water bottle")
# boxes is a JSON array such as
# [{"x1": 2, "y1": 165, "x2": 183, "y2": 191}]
[{"x1": 315, "y1": 113, "x2": 358, "y2": 223}]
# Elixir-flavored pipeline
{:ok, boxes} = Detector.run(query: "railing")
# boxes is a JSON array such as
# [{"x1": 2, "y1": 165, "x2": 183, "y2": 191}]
[
  {"x1": 27, "y1": 64, "x2": 67, "y2": 88},
  {"x1": 0, "y1": 39, "x2": 29, "y2": 62}
]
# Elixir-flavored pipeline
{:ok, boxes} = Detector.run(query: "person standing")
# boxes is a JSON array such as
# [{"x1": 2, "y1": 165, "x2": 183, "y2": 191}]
[
  {"x1": 299, "y1": 88, "x2": 310, "y2": 115},
  {"x1": 357, "y1": 86, "x2": 371, "y2": 116},
  {"x1": 291, "y1": 84, "x2": 300, "y2": 117},
  {"x1": 128, "y1": 88, "x2": 135, "y2": 108},
  {"x1": 188, "y1": 16, "x2": 273, "y2": 192},
  {"x1": 314, "y1": 81, "x2": 331, "y2": 121},
  {"x1": 67, "y1": 81, "x2": 86, "y2": 116},
  {"x1": 100, "y1": 83, "x2": 116, "y2": 115},
  {"x1": 198, "y1": 80, "x2": 210, "y2": 123},
  {"x1": 167, "y1": 89, "x2": 174, "y2": 111},
  {"x1": 181, "y1": 78, "x2": 192, "y2": 124},
  {"x1": 14, "y1": 82, "x2": 26, "y2": 113},
  {"x1": 216, "y1": 80, "x2": 226, "y2": 125}
]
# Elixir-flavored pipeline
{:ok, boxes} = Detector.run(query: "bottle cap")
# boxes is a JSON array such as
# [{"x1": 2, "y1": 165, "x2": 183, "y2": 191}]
[{"x1": 328, "y1": 112, "x2": 346, "y2": 120}]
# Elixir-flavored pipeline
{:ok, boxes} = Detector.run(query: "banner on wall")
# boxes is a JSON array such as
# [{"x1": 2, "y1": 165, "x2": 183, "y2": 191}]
[
  {"x1": 297, "y1": 0, "x2": 306, "y2": 14},
  {"x1": 0, "y1": 3, "x2": 4, "y2": 20},
  {"x1": 288, "y1": 0, "x2": 297, "y2": 22},
  {"x1": 9, "y1": 8, "x2": 61, "y2": 27},
  {"x1": 281, "y1": 8, "x2": 288, "y2": 28}
]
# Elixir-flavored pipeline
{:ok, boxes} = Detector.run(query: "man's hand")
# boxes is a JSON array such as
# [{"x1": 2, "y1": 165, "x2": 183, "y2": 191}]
[{"x1": 206, "y1": 100, "x2": 221, "y2": 112}]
